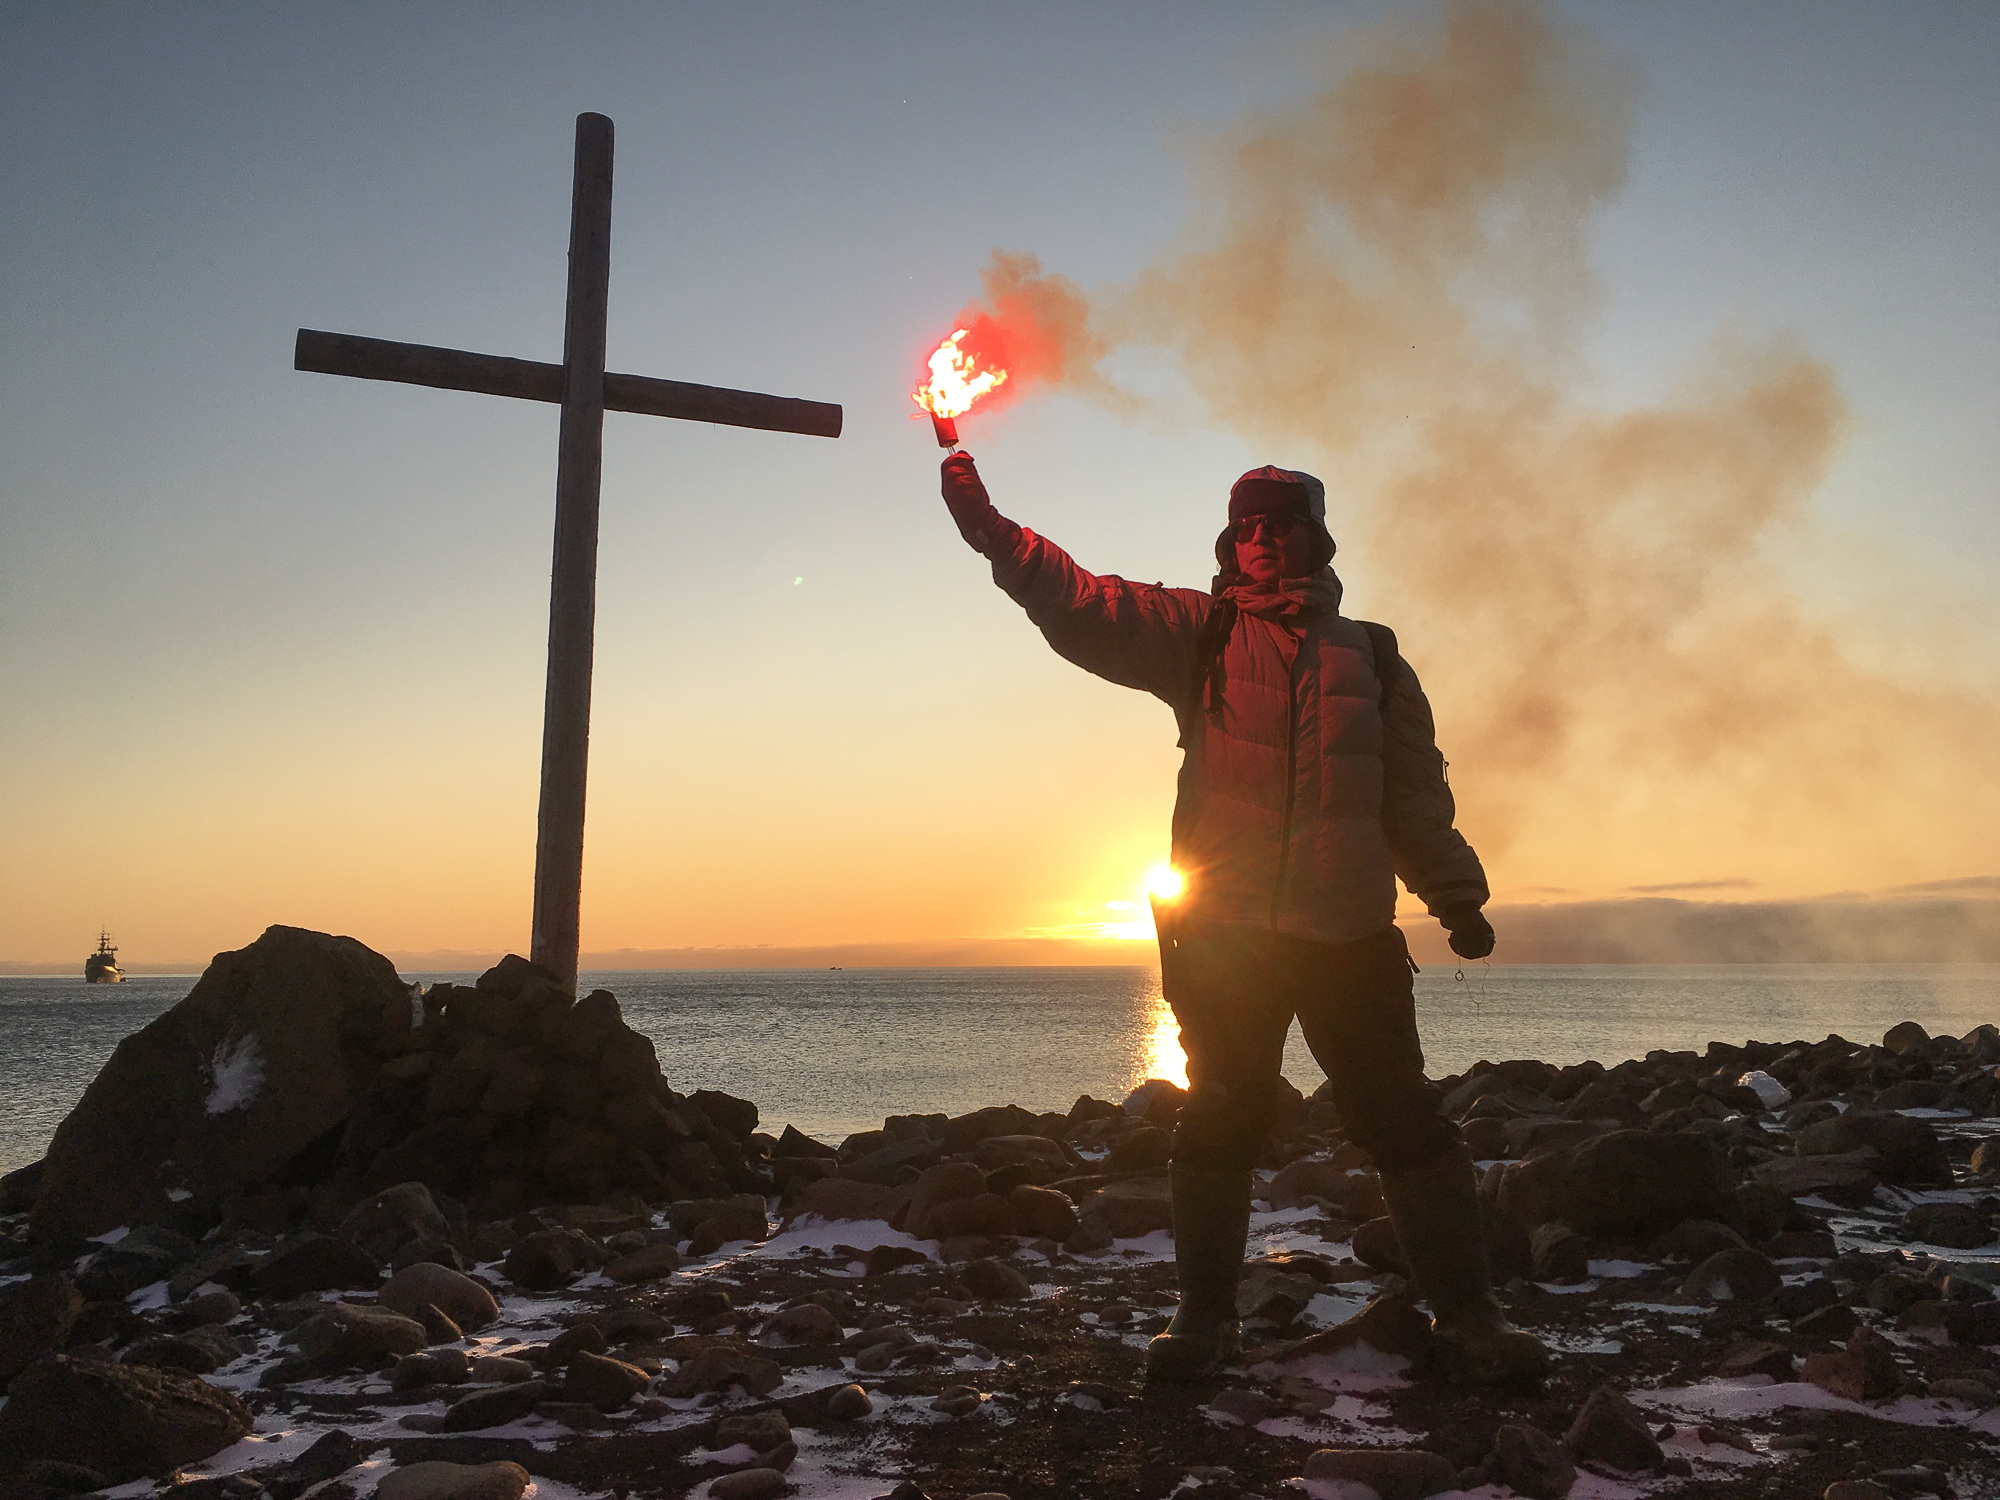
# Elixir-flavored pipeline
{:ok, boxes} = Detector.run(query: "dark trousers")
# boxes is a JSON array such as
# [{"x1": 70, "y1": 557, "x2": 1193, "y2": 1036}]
[{"x1": 1162, "y1": 923, "x2": 1460, "y2": 1175}]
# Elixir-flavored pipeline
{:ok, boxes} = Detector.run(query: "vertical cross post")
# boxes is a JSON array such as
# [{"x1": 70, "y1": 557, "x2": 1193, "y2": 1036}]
[
  {"x1": 530, "y1": 112, "x2": 614, "y2": 992},
  {"x1": 293, "y1": 111, "x2": 841, "y2": 994}
]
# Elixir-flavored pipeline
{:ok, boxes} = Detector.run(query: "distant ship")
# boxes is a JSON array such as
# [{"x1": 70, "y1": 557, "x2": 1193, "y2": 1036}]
[{"x1": 85, "y1": 930, "x2": 124, "y2": 984}]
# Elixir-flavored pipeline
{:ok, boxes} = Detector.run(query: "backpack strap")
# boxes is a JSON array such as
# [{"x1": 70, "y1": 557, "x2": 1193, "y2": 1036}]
[
  {"x1": 1360, "y1": 620, "x2": 1400, "y2": 707},
  {"x1": 1194, "y1": 597, "x2": 1240, "y2": 722}
]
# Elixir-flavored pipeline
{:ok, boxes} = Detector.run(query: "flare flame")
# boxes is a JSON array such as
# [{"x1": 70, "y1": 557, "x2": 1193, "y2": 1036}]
[{"x1": 913, "y1": 328, "x2": 1009, "y2": 422}]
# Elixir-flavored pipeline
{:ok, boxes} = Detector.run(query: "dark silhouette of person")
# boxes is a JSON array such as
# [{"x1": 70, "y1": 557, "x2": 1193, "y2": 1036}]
[{"x1": 940, "y1": 452, "x2": 1547, "y2": 1385}]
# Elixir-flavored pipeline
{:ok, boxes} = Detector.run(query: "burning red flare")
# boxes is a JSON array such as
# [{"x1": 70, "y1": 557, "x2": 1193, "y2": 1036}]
[
  {"x1": 913, "y1": 328, "x2": 1013, "y2": 447},
  {"x1": 913, "y1": 328, "x2": 1010, "y2": 421},
  {"x1": 910, "y1": 254, "x2": 1100, "y2": 447}
]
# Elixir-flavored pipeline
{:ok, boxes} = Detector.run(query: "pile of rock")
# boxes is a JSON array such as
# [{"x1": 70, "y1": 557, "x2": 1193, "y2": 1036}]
[
  {"x1": 22, "y1": 927, "x2": 767, "y2": 1244},
  {"x1": 1417, "y1": 1028, "x2": 1996, "y2": 1287}
]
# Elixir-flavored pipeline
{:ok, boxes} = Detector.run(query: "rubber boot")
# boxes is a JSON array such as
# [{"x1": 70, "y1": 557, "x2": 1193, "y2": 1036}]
[
  {"x1": 1379, "y1": 1146, "x2": 1551, "y2": 1385},
  {"x1": 1144, "y1": 1165, "x2": 1252, "y2": 1383}
]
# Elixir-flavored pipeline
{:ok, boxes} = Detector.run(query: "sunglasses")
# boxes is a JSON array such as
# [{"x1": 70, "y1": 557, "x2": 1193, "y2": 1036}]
[{"x1": 1233, "y1": 513, "x2": 1308, "y2": 542}]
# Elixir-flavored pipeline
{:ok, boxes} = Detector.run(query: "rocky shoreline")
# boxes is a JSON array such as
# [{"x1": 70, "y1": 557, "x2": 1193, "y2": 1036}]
[{"x1": 0, "y1": 927, "x2": 1997, "y2": 1500}]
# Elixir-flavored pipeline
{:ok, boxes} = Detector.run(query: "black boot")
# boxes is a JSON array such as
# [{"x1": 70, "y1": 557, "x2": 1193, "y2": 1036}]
[
  {"x1": 1144, "y1": 1165, "x2": 1252, "y2": 1383},
  {"x1": 1379, "y1": 1146, "x2": 1551, "y2": 1385}
]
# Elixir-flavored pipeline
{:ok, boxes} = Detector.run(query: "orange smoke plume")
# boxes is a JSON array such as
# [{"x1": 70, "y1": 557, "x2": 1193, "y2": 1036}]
[
  {"x1": 913, "y1": 252, "x2": 1108, "y2": 429},
  {"x1": 951, "y1": 0, "x2": 2000, "y2": 898}
]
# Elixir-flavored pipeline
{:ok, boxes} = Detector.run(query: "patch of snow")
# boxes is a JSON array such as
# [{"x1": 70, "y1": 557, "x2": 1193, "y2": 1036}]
[
  {"x1": 1301, "y1": 1291, "x2": 1376, "y2": 1327},
  {"x1": 127, "y1": 1280, "x2": 169, "y2": 1311},
  {"x1": 1738, "y1": 1070, "x2": 1791, "y2": 1109},
  {"x1": 90, "y1": 1225, "x2": 131, "y2": 1245},
  {"x1": 1253, "y1": 1349, "x2": 1410, "y2": 1387},
  {"x1": 1546, "y1": 1331, "x2": 1624, "y2": 1355},
  {"x1": 205, "y1": 1033, "x2": 266, "y2": 1116},
  {"x1": 1297, "y1": 1483, "x2": 1390, "y2": 1500},
  {"x1": 165, "y1": 1188, "x2": 193, "y2": 1202},
  {"x1": 1567, "y1": 1475, "x2": 1653, "y2": 1500},
  {"x1": 1587, "y1": 1259, "x2": 1652, "y2": 1279},
  {"x1": 760, "y1": 1219, "x2": 930, "y2": 1257},
  {"x1": 1635, "y1": 1379, "x2": 1996, "y2": 1431},
  {"x1": 1662, "y1": 1427, "x2": 1766, "y2": 1469}
]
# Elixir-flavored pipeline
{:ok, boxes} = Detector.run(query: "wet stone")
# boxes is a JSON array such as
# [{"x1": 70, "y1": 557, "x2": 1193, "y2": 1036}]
[
  {"x1": 707, "y1": 1470, "x2": 789, "y2": 1500},
  {"x1": 467, "y1": 1355, "x2": 535, "y2": 1384},
  {"x1": 1302, "y1": 1448, "x2": 1456, "y2": 1500},
  {"x1": 562, "y1": 1350, "x2": 651, "y2": 1410},
  {"x1": 1681, "y1": 1246, "x2": 1782, "y2": 1304},
  {"x1": 824, "y1": 1383, "x2": 872, "y2": 1420},
  {"x1": 961, "y1": 1258, "x2": 1030, "y2": 1301},
  {"x1": 1902, "y1": 1202, "x2": 1991, "y2": 1250},
  {"x1": 1482, "y1": 1423, "x2": 1576, "y2": 1500},
  {"x1": 714, "y1": 1410, "x2": 791, "y2": 1451},
  {"x1": 438, "y1": 1380, "x2": 546, "y2": 1432},
  {"x1": 930, "y1": 1385, "x2": 983, "y2": 1416},
  {"x1": 1564, "y1": 1384, "x2": 1664, "y2": 1473},
  {"x1": 375, "y1": 1461, "x2": 530, "y2": 1500}
]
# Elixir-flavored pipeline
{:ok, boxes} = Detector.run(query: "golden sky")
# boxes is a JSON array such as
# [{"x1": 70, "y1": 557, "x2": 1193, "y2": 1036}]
[{"x1": 5, "y1": 2, "x2": 1996, "y2": 965}]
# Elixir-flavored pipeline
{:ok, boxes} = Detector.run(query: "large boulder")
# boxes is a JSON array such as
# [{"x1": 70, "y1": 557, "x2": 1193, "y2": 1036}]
[
  {"x1": 379, "y1": 1262, "x2": 500, "y2": 1331},
  {"x1": 1564, "y1": 1385, "x2": 1663, "y2": 1473},
  {"x1": 1794, "y1": 1110, "x2": 1951, "y2": 1186},
  {"x1": 0, "y1": 1354, "x2": 252, "y2": 1484},
  {"x1": 76, "y1": 1225, "x2": 199, "y2": 1299},
  {"x1": 32, "y1": 927, "x2": 409, "y2": 1239},
  {"x1": 1302, "y1": 1449, "x2": 1455, "y2": 1499},
  {"x1": 251, "y1": 1233, "x2": 382, "y2": 1298},
  {"x1": 377, "y1": 1461, "x2": 530, "y2": 1500},
  {"x1": 339, "y1": 1181, "x2": 453, "y2": 1263},
  {"x1": 0, "y1": 1275, "x2": 83, "y2": 1386},
  {"x1": 1496, "y1": 1130, "x2": 1735, "y2": 1238},
  {"x1": 293, "y1": 1302, "x2": 428, "y2": 1370}
]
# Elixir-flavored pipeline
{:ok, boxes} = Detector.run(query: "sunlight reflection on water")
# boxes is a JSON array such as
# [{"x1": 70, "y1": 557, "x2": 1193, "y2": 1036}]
[
  {"x1": 2, "y1": 961, "x2": 1994, "y2": 1164},
  {"x1": 1144, "y1": 994, "x2": 1190, "y2": 1090}
]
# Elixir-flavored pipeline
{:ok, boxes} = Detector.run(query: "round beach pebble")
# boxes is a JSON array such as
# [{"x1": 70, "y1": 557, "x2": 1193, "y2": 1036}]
[
  {"x1": 961, "y1": 1258, "x2": 1031, "y2": 1301},
  {"x1": 375, "y1": 1460, "x2": 530, "y2": 1500},
  {"x1": 468, "y1": 1355, "x2": 536, "y2": 1384},
  {"x1": 708, "y1": 1468, "x2": 789, "y2": 1500},
  {"x1": 824, "y1": 1383, "x2": 872, "y2": 1420}
]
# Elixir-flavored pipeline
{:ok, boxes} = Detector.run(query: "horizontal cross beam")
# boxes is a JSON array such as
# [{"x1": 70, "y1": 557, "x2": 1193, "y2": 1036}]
[{"x1": 294, "y1": 328, "x2": 843, "y2": 439}]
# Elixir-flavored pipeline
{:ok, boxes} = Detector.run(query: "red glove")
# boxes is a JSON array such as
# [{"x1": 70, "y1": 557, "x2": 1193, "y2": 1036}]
[{"x1": 940, "y1": 453, "x2": 1020, "y2": 557}]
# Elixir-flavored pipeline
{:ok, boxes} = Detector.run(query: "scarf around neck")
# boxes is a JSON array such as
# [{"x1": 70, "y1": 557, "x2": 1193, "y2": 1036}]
[{"x1": 1218, "y1": 566, "x2": 1345, "y2": 626}]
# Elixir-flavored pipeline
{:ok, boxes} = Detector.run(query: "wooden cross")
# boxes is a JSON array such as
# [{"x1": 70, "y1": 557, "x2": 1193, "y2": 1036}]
[{"x1": 295, "y1": 112, "x2": 841, "y2": 991}]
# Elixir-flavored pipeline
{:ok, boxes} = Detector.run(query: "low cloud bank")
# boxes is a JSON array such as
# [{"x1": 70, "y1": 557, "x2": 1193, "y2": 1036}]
[
  {"x1": 8, "y1": 888, "x2": 1993, "y2": 974},
  {"x1": 1407, "y1": 891, "x2": 2000, "y2": 965},
  {"x1": 421, "y1": 889, "x2": 2000, "y2": 969}
]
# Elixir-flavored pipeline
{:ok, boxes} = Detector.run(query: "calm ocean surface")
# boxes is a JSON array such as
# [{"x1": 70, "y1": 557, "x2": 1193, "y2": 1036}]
[{"x1": 3, "y1": 964, "x2": 1996, "y2": 1176}]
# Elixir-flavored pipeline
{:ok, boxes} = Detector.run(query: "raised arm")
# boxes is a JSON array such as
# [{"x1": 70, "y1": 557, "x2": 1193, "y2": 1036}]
[
  {"x1": 1376, "y1": 646, "x2": 1494, "y2": 955},
  {"x1": 941, "y1": 453, "x2": 1211, "y2": 704}
]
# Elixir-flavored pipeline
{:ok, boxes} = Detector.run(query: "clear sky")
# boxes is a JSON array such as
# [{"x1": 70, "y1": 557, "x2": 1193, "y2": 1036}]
[{"x1": 3, "y1": 1, "x2": 1996, "y2": 965}]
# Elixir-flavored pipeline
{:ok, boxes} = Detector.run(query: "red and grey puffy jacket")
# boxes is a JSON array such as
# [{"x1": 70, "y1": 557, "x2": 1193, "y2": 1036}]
[{"x1": 988, "y1": 528, "x2": 1488, "y2": 945}]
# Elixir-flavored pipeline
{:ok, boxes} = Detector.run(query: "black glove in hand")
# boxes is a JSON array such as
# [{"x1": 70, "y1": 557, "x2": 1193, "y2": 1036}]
[
  {"x1": 1442, "y1": 903, "x2": 1495, "y2": 960},
  {"x1": 940, "y1": 452, "x2": 1018, "y2": 556}
]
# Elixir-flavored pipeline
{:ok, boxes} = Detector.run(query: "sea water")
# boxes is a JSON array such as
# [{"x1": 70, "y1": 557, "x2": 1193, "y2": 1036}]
[{"x1": 2, "y1": 963, "x2": 1995, "y2": 1176}]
